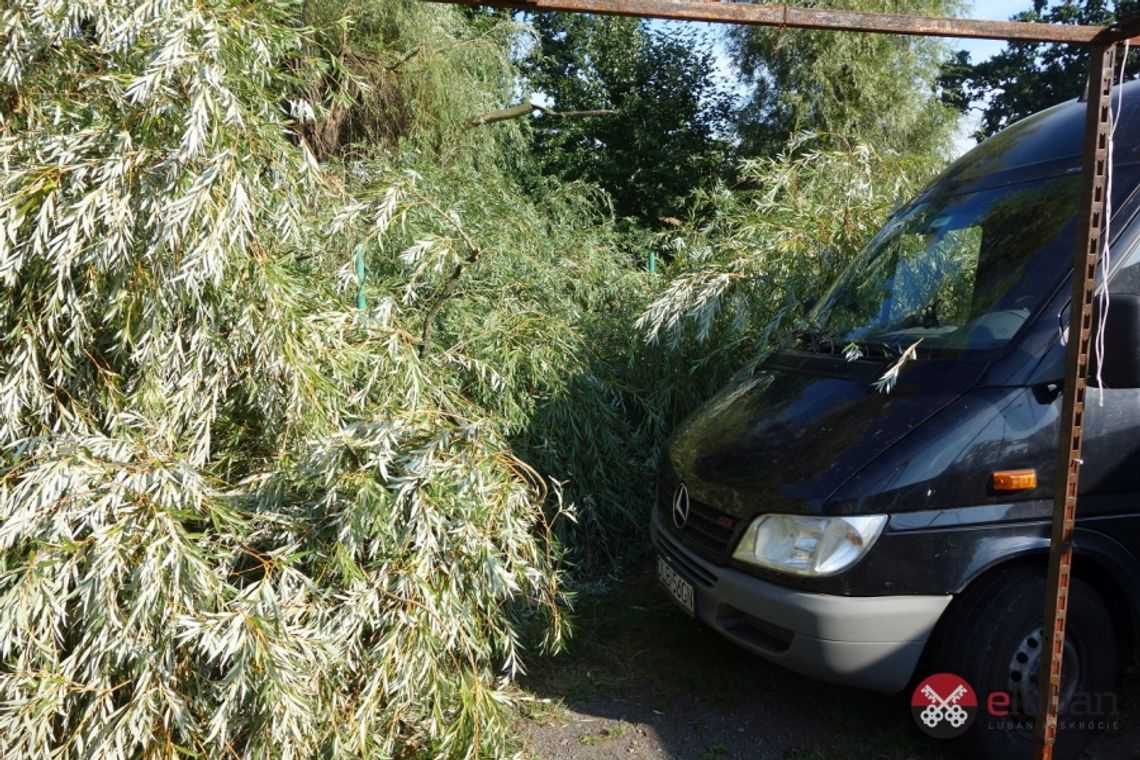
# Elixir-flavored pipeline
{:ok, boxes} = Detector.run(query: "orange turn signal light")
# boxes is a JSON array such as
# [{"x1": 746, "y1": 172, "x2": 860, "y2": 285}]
[{"x1": 992, "y1": 469, "x2": 1037, "y2": 491}]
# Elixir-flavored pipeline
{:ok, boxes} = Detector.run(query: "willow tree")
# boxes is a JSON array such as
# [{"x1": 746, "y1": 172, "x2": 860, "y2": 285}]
[
  {"x1": 0, "y1": 2, "x2": 575, "y2": 757},
  {"x1": 730, "y1": 0, "x2": 964, "y2": 158},
  {"x1": 637, "y1": 135, "x2": 941, "y2": 355},
  {"x1": 633, "y1": 1, "x2": 965, "y2": 374}
]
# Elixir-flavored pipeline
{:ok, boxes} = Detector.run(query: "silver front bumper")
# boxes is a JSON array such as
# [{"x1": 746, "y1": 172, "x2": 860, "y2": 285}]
[{"x1": 652, "y1": 509, "x2": 952, "y2": 693}]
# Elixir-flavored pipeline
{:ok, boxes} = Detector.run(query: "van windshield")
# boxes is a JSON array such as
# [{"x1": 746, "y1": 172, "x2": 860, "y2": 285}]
[{"x1": 801, "y1": 173, "x2": 1083, "y2": 358}]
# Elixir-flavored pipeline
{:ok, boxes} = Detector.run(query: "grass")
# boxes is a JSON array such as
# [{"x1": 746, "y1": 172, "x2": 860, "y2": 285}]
[
  {"x1": 578, "y1": 724, "x2": 629, "y2": 746},
  {"x1": 699, "y1": 741, "x2": 728, "y2": 759},
  {"x1": 521, "y1": 697, "x2": 572, "y2": 726}
]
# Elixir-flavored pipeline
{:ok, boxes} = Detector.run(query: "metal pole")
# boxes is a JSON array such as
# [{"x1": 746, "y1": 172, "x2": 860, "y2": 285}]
[
  {"x1": 1035, "y1": 42, "x2": 1117, "y2": 760},
  {"x1": 354, "y1": 244, "x2": 367, "y2": 311}
]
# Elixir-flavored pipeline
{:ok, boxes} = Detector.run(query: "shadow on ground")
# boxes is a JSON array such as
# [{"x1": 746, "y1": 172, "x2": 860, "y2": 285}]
[{"x1": 517, "y1": 564, "x2": 1140, "y2": 760}]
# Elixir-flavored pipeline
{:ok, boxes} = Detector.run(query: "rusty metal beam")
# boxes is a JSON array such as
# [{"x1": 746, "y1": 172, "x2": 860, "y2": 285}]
[
  {"x1": 428, "y1": 0, "x2": 1112, "y2": 44},
  {"x1": 1035, "y1": 43, "x2": 1117, "y2": 760}
]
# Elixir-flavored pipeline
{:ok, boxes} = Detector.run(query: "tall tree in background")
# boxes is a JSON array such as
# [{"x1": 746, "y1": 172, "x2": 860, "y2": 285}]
[
  {"x1": 522, "y1": 15, "x2": 735, "y2": 224},
  {"x1": 941, "y1": 0, "x2": 1140, "y2": 139},
  {"x1": 730, "y1": 0, "x2": 962, "y2": 158}
]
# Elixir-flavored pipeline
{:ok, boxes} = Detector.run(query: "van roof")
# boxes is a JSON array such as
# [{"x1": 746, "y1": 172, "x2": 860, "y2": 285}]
[{"x1": 939, "y1": 79, "x2": 1140, "y2": 193}]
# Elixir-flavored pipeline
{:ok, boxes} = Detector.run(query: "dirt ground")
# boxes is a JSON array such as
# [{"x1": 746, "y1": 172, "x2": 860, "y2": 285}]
[{"x1": 517, "y1": 565, "x2": 1140, "y2": 760}]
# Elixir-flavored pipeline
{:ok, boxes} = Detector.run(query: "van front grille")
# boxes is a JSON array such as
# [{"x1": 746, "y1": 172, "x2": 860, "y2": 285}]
[
  {"x1": 654, "y1": 525, "x2": 717, "y2": 587},
  {"x1": 658, "y1": 486, "x2": 739, "y2": 562}
]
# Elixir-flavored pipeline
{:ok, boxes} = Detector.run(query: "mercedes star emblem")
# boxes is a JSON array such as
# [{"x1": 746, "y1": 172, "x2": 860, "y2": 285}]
[{"x1": 672, "y1": 483, "x2": 691, "y2": 530}]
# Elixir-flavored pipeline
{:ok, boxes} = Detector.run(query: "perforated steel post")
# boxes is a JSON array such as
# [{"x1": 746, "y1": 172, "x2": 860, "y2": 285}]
[{"x1": 1035, "y1": 43, "x2": 1117, "y2": 760}]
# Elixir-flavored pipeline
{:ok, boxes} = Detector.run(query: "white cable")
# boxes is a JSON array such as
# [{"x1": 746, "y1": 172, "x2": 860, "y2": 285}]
[{"x1": 1095, "y1": 40, "x2": 1129, "y2": 406}]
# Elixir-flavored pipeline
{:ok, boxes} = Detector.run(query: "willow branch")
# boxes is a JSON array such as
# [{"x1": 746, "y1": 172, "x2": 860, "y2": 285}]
[
  {"x1": 406, "y1": 188, "x2": 484, "y2": 355},
  {"x1": 469, "y1": 101, "x2": 619, "y2": 126}
]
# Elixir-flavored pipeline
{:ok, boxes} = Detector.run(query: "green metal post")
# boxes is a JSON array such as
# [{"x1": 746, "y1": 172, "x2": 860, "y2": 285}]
[{"x1": 354, "y1": 244, "x2": 367, "y2": 311}]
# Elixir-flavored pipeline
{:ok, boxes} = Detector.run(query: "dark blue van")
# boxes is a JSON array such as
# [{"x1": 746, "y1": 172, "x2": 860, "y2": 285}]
[{"x1": 654, "y1": 82, "x2": 1140, "y2": 759}]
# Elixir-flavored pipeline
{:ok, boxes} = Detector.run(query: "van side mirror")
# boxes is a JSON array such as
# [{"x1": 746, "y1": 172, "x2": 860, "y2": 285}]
[{"x1": 1090, "y1": 293, "x2": 1140, "y2": 388}]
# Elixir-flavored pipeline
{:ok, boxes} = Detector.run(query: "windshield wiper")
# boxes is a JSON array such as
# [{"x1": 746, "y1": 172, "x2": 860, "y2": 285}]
[
  {"x1": 792, "y1": 328, "x2": 841, "y2": 354},
  {"x1": 851, "y1": 336, "x2": 935, "y2": 362},
  {"x1": 793, "y1": 329, "x2": 920, "y2": 361},
  {"x1": 851, "y1": 339, "x2": 905, "y2": 359}
]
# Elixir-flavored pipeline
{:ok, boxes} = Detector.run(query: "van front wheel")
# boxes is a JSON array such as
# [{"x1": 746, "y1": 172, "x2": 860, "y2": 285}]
[{"x1": 924, "y1": 566, "x2": 1116, "y2": 760}]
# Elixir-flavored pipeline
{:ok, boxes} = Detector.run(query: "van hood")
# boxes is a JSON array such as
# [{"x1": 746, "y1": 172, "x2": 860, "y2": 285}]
[{"x1": 665, "y1": 352, "x2": 985, "y2": 518}]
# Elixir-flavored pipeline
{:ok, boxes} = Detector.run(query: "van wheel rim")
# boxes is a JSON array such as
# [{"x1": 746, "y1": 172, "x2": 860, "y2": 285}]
[{"x1": 1007, "y1": 626, "x2": 1080, "y2": 716}]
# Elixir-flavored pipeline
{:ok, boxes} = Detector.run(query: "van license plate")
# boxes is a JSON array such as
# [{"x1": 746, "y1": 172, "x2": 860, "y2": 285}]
[{"x1": 657, "y1": 557, "x2": 695, "y2": 616}]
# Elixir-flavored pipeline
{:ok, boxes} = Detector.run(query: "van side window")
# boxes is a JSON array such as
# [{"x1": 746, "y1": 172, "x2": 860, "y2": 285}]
[
  {"x1": 1110, "y1": 236, "x2": 1140, "y2": 295},
  {"x1": 1105, "y1": 172, "x2": 1140, "y2": 295}
]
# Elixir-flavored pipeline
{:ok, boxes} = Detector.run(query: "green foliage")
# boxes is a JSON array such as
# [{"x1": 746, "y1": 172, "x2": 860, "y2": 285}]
[
  {"x1": 0, "y1": 2, "x2": 596, "y2": 757},
  {"x1": 637, "y1": 134, "x2": 941, "y2": 354},
  {"x1": 940, "y1": 0, "x2": 1140, "y2": 140},
  {"x1": 301, "y1": 0, "x2": 525, "y2": 162},
  {"x1": 0, "y1": 0, "x2": 966, "y2": 756},
  {"x1": 730, "y1": 0, "x2": 963, "y2": 158},
  {"x1": 329, "y1": 155, "x2": 676, "y2": 574},
  {"x1": 522, "y1": 15, "x2": 735, "y2": 224}
]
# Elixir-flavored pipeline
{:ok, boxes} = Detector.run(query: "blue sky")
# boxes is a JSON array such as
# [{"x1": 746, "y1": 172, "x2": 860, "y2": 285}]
[{"x1": 959, "y1": 0, "x2": 1033, "y2": 66}]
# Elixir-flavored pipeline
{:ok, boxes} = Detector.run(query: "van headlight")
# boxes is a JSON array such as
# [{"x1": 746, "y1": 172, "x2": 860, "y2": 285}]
[{"x1": 731, "y1": 514, "x2": 887, "y2": 576}]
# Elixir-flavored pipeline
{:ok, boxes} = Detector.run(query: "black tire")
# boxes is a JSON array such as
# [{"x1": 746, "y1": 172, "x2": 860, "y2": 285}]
[{"x1": 925, "y1": 564, "x2": 1117, "y2": 760}]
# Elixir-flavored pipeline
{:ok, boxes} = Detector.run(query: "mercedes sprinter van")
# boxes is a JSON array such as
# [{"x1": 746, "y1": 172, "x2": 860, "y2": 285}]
[{"x1": 654, "y1": 82, "x2": 1140, "y2": 758}]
